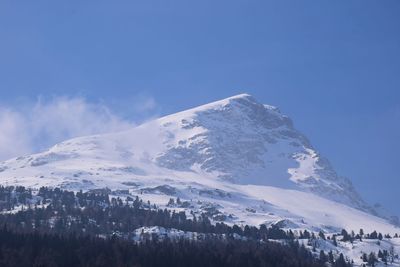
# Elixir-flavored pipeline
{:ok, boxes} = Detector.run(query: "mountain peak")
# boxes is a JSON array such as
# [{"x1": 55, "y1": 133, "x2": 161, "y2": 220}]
[
  {"x1": 197, "y1": 93, "x2": 268, "y2": 113},
  {"x1": 166, "y1": 93, "x2": 259, "y2": 115},
  {"x1": 0, "y1": 92, "x2": 397, "y2": 234},
  {"x1": 224, "y1": 93, "x2": 254, "y2": 102},
  {"x1": 158, "y1": 93, "x2": 284, "y2": 127}
]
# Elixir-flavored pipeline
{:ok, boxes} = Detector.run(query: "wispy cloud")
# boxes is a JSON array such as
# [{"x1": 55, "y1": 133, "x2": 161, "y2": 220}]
[
  {"x1": 0, "y1": 108, "x2": 33, "y2": 160},
  {"x1": 131, "y1": 96, "x2": 157, "y2": 113},
  {"x1": 0, "y1": 96, "x2": 157, "y2": 161}
]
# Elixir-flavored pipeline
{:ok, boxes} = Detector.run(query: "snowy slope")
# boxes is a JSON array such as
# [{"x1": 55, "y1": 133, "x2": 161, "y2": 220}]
[{"x1": 0, "y1": 94, "x2": 397, "y2": 235}]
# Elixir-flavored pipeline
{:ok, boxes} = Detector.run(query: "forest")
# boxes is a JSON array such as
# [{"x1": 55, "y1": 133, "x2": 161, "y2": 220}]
[{"x1": 0, "y1": 186, "x2": 354, "y2": 267}]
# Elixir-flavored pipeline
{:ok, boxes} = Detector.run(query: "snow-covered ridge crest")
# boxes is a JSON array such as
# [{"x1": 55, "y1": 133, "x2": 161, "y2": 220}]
[
  {"x1": 0, "y1": 93, "x2": 397, "y2": 233},
  {"x1": 154, "y1": 94, "x2": 367, "y2": 210}
]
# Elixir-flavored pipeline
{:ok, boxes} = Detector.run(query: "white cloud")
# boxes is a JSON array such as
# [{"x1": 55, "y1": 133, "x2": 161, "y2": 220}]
[
  {"x1": 0, "y1": 108, "x2": 32, "y2": 160},
  {"x1": 0, "y1": 96, "x2": 155, "y2": 161},
  {"x1": 132, "y1": 96, "x2": 157, "y2": 113}
]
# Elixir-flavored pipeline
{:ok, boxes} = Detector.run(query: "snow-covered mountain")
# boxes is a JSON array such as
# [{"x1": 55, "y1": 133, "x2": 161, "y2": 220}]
[{"x1": 0, "y1": 94, "x2": 397, "y2": 234}]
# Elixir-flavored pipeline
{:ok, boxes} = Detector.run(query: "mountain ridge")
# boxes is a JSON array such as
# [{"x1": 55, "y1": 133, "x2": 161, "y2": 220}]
[{"x1": 0, "y1": 94, "x2": 397, "y2": 233}]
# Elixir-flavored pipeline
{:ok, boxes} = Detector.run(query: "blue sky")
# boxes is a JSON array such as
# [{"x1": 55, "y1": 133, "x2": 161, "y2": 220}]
[{"x1": 0, "y1": 1, "x2": 399, "y2": 214}]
